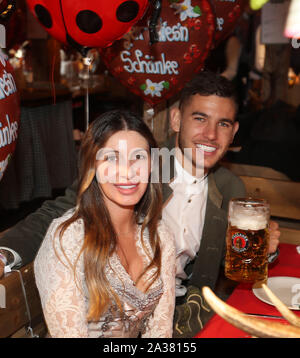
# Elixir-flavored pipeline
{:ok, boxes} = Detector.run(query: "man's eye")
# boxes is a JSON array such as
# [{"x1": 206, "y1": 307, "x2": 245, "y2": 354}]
[
  {"x1": 194, "y1": 117, "x2": 205, "y2": 122},
  {"x1": 219, "y1": 121, "x2": 231, "y2": 128}
]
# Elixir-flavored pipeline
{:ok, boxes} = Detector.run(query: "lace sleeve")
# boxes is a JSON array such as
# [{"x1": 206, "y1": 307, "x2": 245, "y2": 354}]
[
  {"x1": 142, "y1": 222, "x2": 176, "y2": 338},
  {"x1": 34, "y1": 217, "x2": 89, "y2": 338}
]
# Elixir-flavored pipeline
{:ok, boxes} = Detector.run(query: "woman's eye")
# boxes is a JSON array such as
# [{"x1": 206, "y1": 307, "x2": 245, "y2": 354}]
[
  {"x1": 104, "y1": 154, "x2": 117, "y2": 162},
  {"x1": 132, "y1": 151, "x2": 148, "y2": 161},
  {"x1": 135, "y1": 154, "x2": 145, "y2": 160}
]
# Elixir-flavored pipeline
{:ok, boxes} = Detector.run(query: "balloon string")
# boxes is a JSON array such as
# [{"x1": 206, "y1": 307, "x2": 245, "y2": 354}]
[
  {"x1": 144, "y1": 105, "x2": 155, "y2": 132},
  {"x1": 85, "y1": 64, "x2": 90, "y2": 131},
  {"x1": 50, "y1": 42, "x2": 57, "y2": 105}
]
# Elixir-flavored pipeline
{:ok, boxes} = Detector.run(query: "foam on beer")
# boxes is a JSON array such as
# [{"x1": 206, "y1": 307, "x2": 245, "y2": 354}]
[{"x1": 229, "y1": 208, "x2": 268, "y2": 231}]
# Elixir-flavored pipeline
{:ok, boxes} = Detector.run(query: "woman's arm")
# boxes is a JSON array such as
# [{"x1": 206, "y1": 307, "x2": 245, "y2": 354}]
[
  {"x1": 142, "y1": 223, "x2": 176, "y2": 338},
  {"x1": 34, "y1": 217, "x2": 89, "y2": 338}
]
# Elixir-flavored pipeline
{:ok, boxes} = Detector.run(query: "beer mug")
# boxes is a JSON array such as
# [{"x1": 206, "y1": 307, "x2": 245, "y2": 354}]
[{"x1": 225, "y1": 198, "x2": 270, "y2": 283}]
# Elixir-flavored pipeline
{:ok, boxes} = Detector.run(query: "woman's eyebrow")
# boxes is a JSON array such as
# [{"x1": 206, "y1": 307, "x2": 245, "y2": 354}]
[
  {"x1": 96, "y1": 148, "x2": 119, "y2": 160},
  {"x1": 130, "y1": 147, "x2": 149, "y2": 154},
  {"x1": 101, "y1": 148, "x2": 119, "y2": 153}
]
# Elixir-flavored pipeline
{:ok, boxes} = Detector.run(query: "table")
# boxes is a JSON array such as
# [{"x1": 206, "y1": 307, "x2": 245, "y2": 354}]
[
  {"x1": 196, "y1": 243, "x2": 300, "y2": 338},
  {"x1": 0, "y1": 263, "x2": 46, "y2": 338}
]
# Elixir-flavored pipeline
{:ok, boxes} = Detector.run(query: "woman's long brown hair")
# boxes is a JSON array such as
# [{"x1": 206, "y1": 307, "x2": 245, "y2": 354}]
[{"x1": 55, "y1": 110, "x2": 162, "y2": 321}]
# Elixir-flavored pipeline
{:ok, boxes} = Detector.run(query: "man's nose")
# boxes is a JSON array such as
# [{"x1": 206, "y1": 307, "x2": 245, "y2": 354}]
[{"x1": 203, "y1": 122, "x2": 217, "y2": 141}]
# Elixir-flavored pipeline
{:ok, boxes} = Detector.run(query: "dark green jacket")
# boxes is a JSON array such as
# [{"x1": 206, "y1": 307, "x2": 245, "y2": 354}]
[{"x1": 162, "y1": 136, "x2": 246, "y2": 290}]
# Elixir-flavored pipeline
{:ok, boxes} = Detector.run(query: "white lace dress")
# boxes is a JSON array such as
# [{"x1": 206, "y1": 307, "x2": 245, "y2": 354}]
[{"x1": 34, "y1": 210, "x2": 176, "y2": 338}]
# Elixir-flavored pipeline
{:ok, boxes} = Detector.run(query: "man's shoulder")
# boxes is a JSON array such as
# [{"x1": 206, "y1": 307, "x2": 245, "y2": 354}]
[
  {"x1": 213, "y1": 165, "x2": 240, "y2": 181},
  {"x1": 213, "y1": 164, "x2": 239, "y2": 180},
  {"x1": 212, "y1": 165, "x2": 246, "y2": 196}
]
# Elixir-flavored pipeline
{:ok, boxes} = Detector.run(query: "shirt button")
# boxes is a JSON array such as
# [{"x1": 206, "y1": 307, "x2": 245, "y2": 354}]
[
  {"x1": 188, "y1": 199, "x2": 192, "y2": 203},
  {"x1": 193, "y1": 180, "x2": 197, "y2": 184}
]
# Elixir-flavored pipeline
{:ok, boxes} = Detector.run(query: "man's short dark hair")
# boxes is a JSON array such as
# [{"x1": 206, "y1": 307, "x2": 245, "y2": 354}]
[{"x1": 179, "y1": 70, "x2": 238, "y2": 111}]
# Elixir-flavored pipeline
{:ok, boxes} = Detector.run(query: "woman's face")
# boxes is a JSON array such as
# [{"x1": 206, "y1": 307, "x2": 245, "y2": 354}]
[{"x1": 95, "y1": 130, "x2": 151, "y2": 211}]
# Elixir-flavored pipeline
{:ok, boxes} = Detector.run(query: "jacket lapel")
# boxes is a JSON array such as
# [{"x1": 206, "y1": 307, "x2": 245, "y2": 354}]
[
  {"x1": 162, "y1": 135, "x2": 176, "y2": 204},
  {"x1": 189, "y1": 170, "x2": 228, "y2": 289}
]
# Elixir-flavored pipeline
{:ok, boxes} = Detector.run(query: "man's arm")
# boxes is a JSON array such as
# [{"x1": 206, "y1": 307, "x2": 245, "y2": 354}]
[
  {"x1": 0, "y1": 180, "x2": 78, "y2": 273},
  {"x1": 218, "y1": 167, "x2": 280, "y2": 258}
]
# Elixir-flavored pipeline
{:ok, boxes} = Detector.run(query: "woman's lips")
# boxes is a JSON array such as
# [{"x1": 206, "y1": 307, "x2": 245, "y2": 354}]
[{"x1": 114, "y1": 183, "x2": 139, "y2": 194}]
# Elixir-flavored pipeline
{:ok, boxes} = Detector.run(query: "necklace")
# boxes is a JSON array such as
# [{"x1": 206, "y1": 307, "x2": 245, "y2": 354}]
[
  {"x1": 117, "y1": 228, "x2": 133, "y2": 235},
  {"x1": 117, "y1": 242, "x2": 136, "y2": 286},
  {"x1": 116, "y1": 225, "x2": 138, "y2": 285}
]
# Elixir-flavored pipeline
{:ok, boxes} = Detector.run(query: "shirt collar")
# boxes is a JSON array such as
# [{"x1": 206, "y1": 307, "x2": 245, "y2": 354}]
[{"x1": 171, "y1": 157, "x2": 207, "y2": 189}]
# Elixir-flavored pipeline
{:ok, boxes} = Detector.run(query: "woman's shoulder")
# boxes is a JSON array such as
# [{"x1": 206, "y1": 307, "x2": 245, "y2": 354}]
[
  {"x1": 49, "y1": 208, "x2": 84, "y2": 235},
  {"x1": 45, "y1": 208, "x2": 85, "y2": 254}
]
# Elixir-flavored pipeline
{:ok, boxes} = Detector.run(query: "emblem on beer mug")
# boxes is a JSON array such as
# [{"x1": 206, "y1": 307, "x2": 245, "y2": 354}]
[{"x1": 232, "y1": 232, "x2": 249, "y2": 253}]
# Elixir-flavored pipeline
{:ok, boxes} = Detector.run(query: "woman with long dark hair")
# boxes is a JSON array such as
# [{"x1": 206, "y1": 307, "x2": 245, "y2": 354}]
[{"x1": 34, "y1": 110, "x2": 175, "y2": 338}]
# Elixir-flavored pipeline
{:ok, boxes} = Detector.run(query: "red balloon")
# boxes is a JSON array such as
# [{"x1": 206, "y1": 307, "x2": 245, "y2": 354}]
[
  {"x1": 100, "y1": 0, "x2": 215, "y2": 106},
  {"x1": 210, "y1": 0, "x2": 247, "y2": 47},
  {"x1": 0, "y1": 50, "x2": 20, "y2": 181},
  {"x1": 25, "y1": 0, "x2": 150, "y2": 51}
]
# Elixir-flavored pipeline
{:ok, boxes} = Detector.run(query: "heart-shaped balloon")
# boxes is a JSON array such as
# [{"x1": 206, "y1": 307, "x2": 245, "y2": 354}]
[
  {"x1": 100, "y1": 0, "x2": 215, "y2": 107},
  {"x1": 210, "y1": 0, "x2": 247, "y2": 47},
  {"x1": 0, "y1": 50, "x2": 20, "y2": 181}
]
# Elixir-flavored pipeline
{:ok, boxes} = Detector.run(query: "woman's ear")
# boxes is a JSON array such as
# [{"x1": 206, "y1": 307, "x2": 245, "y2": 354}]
[{"x1": 170, "y1": 108, "x2": 181, "y2": 133}]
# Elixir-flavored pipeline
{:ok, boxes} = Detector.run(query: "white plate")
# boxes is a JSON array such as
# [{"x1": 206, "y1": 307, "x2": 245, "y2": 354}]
[{"x1": 252, "y1": 276, "x2": 300, "y2": 310}]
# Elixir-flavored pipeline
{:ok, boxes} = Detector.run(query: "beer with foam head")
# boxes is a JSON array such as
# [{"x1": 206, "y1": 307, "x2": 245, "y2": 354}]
[{"x1": 225, "y1": 198, "x2": 270, "y2": 283}]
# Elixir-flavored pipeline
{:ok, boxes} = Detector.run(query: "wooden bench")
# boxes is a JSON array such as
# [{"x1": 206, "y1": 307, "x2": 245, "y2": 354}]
[
  {"x1": 222, "y1": 163, "x2": 300, "y2": 245},
  {"x1": 0, "y1": 262, "x2": 47, "y2": 338}
]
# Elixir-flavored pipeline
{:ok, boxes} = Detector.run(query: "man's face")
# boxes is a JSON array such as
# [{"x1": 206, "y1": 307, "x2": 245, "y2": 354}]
[{"x1": 170, "y1": 94, "x2": 239, "y2": 174}]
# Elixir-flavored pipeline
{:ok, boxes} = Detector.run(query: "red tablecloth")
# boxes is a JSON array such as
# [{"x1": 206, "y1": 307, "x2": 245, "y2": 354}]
[{"x1": 196, "y1": 243, "x2": 300, "y2": 338}]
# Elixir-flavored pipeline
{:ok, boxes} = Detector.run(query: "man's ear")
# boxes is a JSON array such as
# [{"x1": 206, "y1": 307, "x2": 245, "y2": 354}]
[
  {"x1": 231, "y1": 121, "x2": 240, "y2": 143},
  {"x1": 170, "y1": 107, "x2": 181, "y2": 133}
]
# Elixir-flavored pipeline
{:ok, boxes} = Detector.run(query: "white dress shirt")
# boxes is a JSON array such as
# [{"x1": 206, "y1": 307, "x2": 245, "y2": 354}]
[{"x1": 162, "y1": 158, "x2": 208, "y2": 296}]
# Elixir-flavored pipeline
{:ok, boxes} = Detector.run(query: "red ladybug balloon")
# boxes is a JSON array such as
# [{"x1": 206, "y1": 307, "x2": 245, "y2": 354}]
[
  {"x1": 0, "y1": 50, "x2": 20, "y2": 181},
  {"x1": 25, "y1": 0, "x2": 150, "y2": 52}
]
